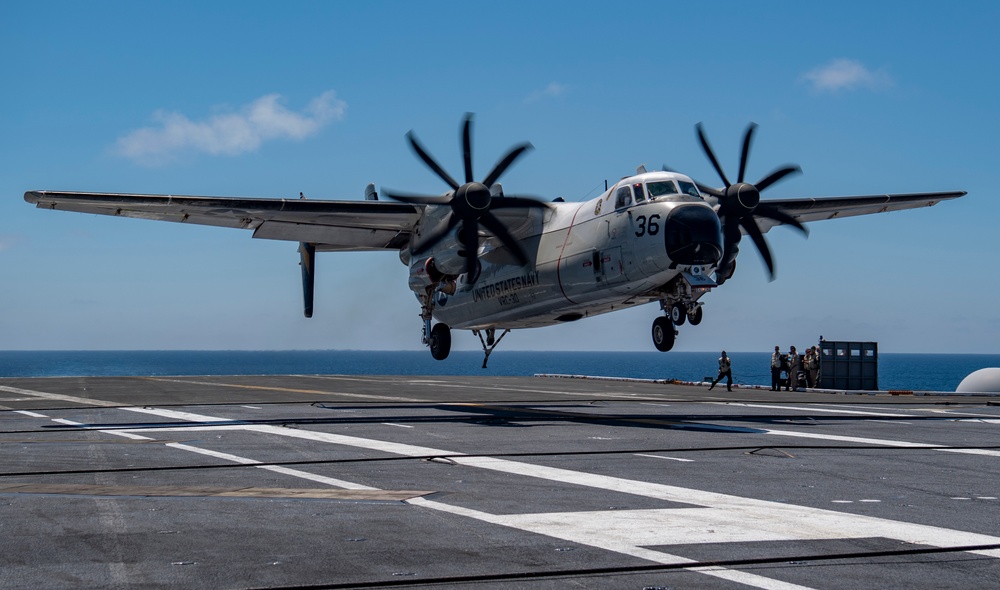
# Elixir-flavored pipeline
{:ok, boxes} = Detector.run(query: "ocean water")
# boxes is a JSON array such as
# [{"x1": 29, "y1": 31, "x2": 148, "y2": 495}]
[{"x1": 2, "y1": 350, "x2": 999, "y2": 393}]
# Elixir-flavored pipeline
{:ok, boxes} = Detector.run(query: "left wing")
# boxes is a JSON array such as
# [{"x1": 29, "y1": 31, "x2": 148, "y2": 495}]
[
  {"x1": 756, "y1": 190, "x2": 966, "y2": 231},
  {"x1": 23, "y1": 191, "x2": 423, "y2": 252}
]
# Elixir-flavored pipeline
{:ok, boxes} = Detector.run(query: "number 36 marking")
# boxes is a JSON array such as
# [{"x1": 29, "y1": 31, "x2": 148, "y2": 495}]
[{"x1": 634, "y1": 214, "x2": 661, "y2": 237}]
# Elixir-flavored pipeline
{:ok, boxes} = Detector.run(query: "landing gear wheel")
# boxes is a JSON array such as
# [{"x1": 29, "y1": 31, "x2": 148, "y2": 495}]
[
  {"x1": 429, "y1": 323, "x2": 452, "y2": 360},
  {"x1": 688, "y1": 306, "x2": 703, "y2": 326},
  {"x1": 669, "y1": 303, "x2": 686, "y2": 325},
  {"x1": 651, "y1": 316, "x2": 675, "y2": 352}
]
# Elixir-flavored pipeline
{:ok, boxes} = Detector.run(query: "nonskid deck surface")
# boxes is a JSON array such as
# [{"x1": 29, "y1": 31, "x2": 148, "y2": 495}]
[{"x1": 2, "y1": 375, "x2": 999, "y2": 589}]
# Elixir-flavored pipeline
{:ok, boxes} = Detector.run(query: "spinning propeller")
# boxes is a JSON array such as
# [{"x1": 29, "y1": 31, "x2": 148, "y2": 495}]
[
  {"x1": 692, "y1": 123, "x2": 808, "y2": 283},
  {"x1": 383, "y1": 114, "x2": 548, "y2": 278}
]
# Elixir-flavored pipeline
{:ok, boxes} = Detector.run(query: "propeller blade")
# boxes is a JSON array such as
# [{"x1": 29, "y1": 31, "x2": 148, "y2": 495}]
[
  {"x1": 696, "y1": 123, "x2": 731, "y2": 188},
  {"x1": 754, "y1": 203, "x2": 809, "y2": 236},
  {"x1": 719, "y1": 218, "x2": 740, "y2": 258},
  {"x1": 480, "y1": 211, "x2": 529, "y2": 266},
  {"x1": 462, "y1": 113, "x2": 474, "y2": 184},
  {"x1": 482, "y1": 143, "x2": 533, "y2": 188},
  {"x1": 740, "y1": 217, "x2": 775, "y2": 280},
  {"x1": 737, "y1": 122, "x2": 757, "y2": 184},
  {"x1": 382, "y1": 189, "x2": 452, "y2": 205},
  {"x1": 754, "y1": 164, "x2": 801, "y2": 192},
  {"x1": 488, "y1": 195, "x2": 551, "y2": 210},
  {"x1": 412, "y1": 213, "x2": 459, "y2": 255},
  {"x1": 459, "y1": 221, "x2": 480, "y2": 277},
  {"x1": 406, "y1": 131, "x2": 459, "y2": 190}
]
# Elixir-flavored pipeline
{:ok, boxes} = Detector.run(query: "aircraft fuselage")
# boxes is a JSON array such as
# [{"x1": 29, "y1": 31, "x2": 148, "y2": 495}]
[{"x1": 408, "y1": 171, "x2": 723, "y2": 330}]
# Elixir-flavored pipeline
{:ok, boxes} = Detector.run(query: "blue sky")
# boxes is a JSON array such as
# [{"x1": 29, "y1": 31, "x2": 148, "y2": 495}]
[{"x1": 1, "y1": 1, "x2": 996, "y2": 354}]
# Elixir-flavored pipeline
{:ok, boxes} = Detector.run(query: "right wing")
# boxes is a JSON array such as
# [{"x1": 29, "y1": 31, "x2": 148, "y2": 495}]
[
  {"x1": 757, "y1": 191, "x2": 966, "y2": 231},
  {"x1": 24, "y1": 191, "x2": 424, "y2": 252}
]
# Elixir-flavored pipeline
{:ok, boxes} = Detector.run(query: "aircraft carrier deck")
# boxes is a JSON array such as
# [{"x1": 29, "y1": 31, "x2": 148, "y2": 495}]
[{"x1": 2, "y1": 374, "x2": 999, "y2": 589}]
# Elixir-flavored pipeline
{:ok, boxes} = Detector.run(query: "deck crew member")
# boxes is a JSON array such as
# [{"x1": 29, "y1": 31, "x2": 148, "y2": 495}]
[
  {"x1": 771, "y1": 346, "x2": 783, "y2": 391},
  {"x1": 787, "y1": 346, "x2": 802, "y2": 391},
  {"x1": 708, "y1": 351, "x2": 733, "y2": 392}
]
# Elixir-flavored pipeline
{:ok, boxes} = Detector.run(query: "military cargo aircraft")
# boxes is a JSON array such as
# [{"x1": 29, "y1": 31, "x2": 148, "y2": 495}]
[{"x1": 25, "y1": 115, "x2": 965, "y2": 366}]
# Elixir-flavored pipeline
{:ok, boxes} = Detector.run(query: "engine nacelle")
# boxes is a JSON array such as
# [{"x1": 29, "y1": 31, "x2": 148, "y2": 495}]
[{"x1": 424, "y1": 248, "x2": 468, "y2": 276}]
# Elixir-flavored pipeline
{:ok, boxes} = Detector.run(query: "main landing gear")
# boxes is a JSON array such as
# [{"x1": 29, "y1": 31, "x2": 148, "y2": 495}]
[
  {"x1": 653, "y1": 300, "x2": 704, "y2": 352},
  {"x1": 423, "y1": 322, "x2": 510, "y2": 369},
  {"x1": 473, "y1": 327, "x2": 510, "y2": 369},
  {"x1": 651, "y1": 316, "x2": 676, "y2": 352},
  {"x1": 428, "y1": 323, "x2": 451, "y2": 361}
]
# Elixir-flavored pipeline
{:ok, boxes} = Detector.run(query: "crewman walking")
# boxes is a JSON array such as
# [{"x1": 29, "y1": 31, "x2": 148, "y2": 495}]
[{"x1": 708, "y1": 351, "x2": 733, "y2": 392}]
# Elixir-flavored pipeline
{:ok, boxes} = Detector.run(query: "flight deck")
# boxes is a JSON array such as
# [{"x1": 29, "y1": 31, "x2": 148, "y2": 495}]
[{"x1": 2, "y1": 374, "x2": 999, "y2": 589}]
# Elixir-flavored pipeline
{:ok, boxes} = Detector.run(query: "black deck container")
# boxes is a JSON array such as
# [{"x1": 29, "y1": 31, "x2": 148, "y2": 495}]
[{"x1": 818, "y1": 340, "x2": 878, "y2": 390}]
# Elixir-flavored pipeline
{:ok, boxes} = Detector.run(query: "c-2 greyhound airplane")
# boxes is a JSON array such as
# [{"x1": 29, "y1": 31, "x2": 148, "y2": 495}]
[{"x1": 25, "y1": 115, "x2": 965, "y2": 366}]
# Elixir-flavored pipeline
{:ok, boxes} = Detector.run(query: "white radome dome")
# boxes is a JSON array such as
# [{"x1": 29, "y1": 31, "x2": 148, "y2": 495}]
[{"x1": 956, "y1": 368, "x2": 1000, "y2": 393}]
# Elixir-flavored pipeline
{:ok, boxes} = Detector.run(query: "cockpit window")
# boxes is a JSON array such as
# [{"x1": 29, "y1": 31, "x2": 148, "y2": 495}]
[
  {"x1": 677, "y1": 180, "x2": 701, "y2": 198},
  {"x1": 615, "y1": 186, "x2": 631, "y2": 209},
  {"x1": 647, "y1": 180, "x2": 678, "y2": 198},
  {"x1": 632, "y1": 182, "x2": 646, "y2": 202}
]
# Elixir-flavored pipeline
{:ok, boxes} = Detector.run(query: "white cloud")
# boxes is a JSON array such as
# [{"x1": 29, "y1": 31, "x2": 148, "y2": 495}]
[
  {"x1": 115, "y1": 90, "x2": 346, "y2": 164},
  {"x1": 524, "y1": 82, "x2": 569, "y2": 103},
  {"x1": 802, "y1": 59, "x2": 892, "y2": 93}
]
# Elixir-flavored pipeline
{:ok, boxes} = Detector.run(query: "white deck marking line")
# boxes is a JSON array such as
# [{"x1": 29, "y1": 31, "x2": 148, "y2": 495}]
[
  {"x1": 30, "y1": 414, "x2": 378, "y2": 491},
  {"x1": 413, "y1": 381, "x2": 675, "y2": 400},
  {"x1": 51, "y1": 418, "x2": 84, "y2": 426},
  {"x1": 382, "y1": 423, "x2": 414, "y2": 428},
  {"x1": 939, "y1": 448, "x2": 1000, "y2": 457},
  {"x1": 761, "y1": 427, "x2": 1000, "y2": 458},
  {"x1": 634, "y1": 453, "x2": 694, "y2": 462},
  {"x1": 13, "y1": 410, "x2": 48, "y2": 418},
  {"x1": 404, "y1": 496, "x2": 817, "y2": 590},
  {"x1": 922, "y1": 409, "x2": 1000, "y2": 417},
  {"x1": 865, "y1": 420, "x2": 914, "y2": 425},
  {"x1": 163, "y1": 443, "x2": 377, "y2": 490},
  {"x1": 710, "y1": 402, "x2": 916, "y2": 417},
  {"x1": 0, "y1": 385, "x2": 121, "y2": 407},
  {"x1": 762, "y1": 429, "x2": 936, "y2": 446},
  {"x1": 140, "y1": 377, "x2": 430, "y2": 403}
]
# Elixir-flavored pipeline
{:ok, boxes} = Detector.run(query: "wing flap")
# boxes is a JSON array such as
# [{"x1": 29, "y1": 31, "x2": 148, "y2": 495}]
[{"x1": 253, "y1": 221, "x2": 410, "y2": 251}]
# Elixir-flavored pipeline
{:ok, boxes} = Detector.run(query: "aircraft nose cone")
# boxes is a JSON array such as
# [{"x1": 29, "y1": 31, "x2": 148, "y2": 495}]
[{"x1": 664, "y1": 205, "x2": 723, "y2": 265}]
